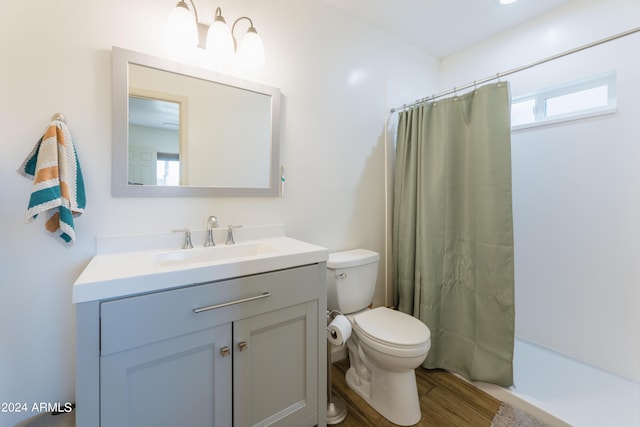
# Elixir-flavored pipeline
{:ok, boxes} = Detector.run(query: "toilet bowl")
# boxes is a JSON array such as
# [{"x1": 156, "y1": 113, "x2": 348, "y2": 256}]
[{"x1": 327, "y1": 249, "x2": 431, "y2": 426}]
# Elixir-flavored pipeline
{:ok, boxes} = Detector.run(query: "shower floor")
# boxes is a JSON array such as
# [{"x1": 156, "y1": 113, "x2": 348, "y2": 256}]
[{"x1": 464, "y1": 338, "x2": 640, "y2": 427}]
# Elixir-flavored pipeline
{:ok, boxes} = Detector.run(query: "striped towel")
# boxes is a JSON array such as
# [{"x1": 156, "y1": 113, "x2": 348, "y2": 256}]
[{"x1": 18, "y1": 119, "x2": 86, "y2": 245}]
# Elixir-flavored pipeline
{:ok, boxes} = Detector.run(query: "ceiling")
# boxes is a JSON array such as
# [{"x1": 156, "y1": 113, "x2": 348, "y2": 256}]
[
  {"x1": 129, "y1": 96, "x2": 180, "y2": 131},
  {"x1": 321, "y1": 0, "x2": 575, "y2": 58}
]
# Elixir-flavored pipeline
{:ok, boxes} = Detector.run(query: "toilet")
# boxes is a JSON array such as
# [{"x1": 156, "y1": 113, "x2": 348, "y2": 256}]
[{"x1": 326, "y1": 249, "x2": 431, "y2": 426}]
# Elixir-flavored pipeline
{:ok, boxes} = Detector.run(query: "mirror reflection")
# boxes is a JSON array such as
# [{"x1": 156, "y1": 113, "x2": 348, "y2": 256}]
[
  {"x1": 112, "y1": 47, "x2": 281, "y2": 197},
  {"x1": 128, "y1": 95, "x2": 182, "y2": 186}
]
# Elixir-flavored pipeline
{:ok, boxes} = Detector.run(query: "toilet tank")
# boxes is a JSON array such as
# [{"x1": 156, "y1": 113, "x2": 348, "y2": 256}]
[{"x1": 326, "y1": 249, "x2": 380, "y2": 314}]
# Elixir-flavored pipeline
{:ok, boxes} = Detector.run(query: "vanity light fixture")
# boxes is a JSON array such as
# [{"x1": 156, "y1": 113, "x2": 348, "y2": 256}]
[
  {"x1": 167, "y1": 1, "x2": 199, "y2": 47},
  {"x1": 167, "y1": 1, "x2": 265, "y2": 66},
  {"x1": 498, "y1": 0, "x2": 519, "y2": 4}
]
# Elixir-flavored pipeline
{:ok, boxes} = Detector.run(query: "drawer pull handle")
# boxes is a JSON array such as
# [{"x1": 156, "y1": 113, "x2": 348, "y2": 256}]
[
  {"x1": 193, "y1": 292, "x2": 271, "y2": 314},
  {"x1": 238, "y1": 341, "x2": 248, "y2": 352},
  {"x1": 220, "y1": 346, "x2": 231, "y2": 357}
]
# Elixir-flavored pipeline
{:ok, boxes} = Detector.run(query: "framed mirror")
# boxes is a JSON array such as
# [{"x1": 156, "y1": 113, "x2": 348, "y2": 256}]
[{"x1": 112, "y1": 46, "x2": 281, "y2": 197}]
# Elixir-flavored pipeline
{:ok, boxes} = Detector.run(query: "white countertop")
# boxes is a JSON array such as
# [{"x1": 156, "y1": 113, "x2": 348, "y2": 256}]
[{"x1": 73, "y1": 226, "x2": 327, "y2": 303}]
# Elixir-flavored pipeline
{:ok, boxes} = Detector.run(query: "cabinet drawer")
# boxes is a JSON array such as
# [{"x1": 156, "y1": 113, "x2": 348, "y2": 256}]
[{"x1": 101, "y1": 264, "x2": 321, "y2": 355}]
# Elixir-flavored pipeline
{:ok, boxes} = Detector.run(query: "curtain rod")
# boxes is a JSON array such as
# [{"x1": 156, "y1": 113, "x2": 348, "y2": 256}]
[{"x1": 390, "y1": 25, "x2": 640, "y2": 113}]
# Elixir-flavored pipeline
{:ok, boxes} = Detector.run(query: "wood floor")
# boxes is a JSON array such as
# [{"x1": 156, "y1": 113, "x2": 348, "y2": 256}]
[{"x1": 330, "y1": 358, "x2": 502, "y2": 427}]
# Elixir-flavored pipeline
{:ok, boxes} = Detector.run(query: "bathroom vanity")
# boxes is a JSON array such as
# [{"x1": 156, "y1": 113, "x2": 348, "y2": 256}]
[{"x1": 73, "y1": 226, "x2": 327, "y2": 427}]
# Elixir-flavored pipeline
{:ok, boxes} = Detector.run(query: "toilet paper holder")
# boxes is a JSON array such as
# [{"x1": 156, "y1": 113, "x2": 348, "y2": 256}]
[
  {"x1": 326, "y1": 309, "x2": 348, "y2": 424},
  {"x1": 326, "y1": 309, "x2": 344, "y2": 339}
]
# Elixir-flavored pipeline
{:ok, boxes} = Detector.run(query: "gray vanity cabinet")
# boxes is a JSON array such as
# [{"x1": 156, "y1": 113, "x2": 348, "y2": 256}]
[
  {"x1": 76, "y1": 263, "x2": 326, "y2": 427},
  {"x1": 233, "y1": 301, "x2": 318, "y2": 426},
  {"x1": 100, "y1": 324, "x2": 232, "y2": 426}
]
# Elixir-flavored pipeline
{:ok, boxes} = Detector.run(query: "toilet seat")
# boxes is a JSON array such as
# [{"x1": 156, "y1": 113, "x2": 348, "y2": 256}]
[{"x1": 353, "y1": 307, "x2": 431, "y2": 358}]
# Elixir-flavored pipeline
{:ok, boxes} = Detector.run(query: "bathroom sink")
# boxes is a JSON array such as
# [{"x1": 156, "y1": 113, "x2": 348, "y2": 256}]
[
  {"x1": 154, "y1": 242, "x2": 281, "y2": 268},
  {"x1": 73, "y1": 226, "x2": 328, "y2": 303}
]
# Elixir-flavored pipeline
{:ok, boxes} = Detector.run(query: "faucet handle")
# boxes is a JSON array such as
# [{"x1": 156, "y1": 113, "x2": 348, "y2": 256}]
[
  {"x1": 173, "y1": 228, "x2": 193, "y2": 249},
  {"x1": 225, "y1": 225, "x2": 242, "y2": 245}
]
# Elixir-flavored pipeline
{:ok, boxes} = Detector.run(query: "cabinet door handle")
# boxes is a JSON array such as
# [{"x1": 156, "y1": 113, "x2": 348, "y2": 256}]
[
  {"x1": 238, "y1": 341, "x2": 248, "y2": 352},
  {"x1": 220, "y1": 346, "x2": 231, "y2": 357},
  {"x1": 193, "y1": 292, "x2": 271, "y2": 314}
]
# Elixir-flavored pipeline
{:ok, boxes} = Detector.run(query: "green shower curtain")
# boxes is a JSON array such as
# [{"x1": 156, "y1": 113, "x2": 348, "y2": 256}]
[{"x1": 392, "y1": 82, "x2": 515, "y2": 386}]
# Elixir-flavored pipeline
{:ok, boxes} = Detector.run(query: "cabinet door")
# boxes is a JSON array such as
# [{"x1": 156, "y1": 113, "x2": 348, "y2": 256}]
[
  {"x1": 100, "y1": 325, "x2": 232, "y2": 427},
  {"x1": 233, "y1": 301, "x2": 318, "y2": 427}
]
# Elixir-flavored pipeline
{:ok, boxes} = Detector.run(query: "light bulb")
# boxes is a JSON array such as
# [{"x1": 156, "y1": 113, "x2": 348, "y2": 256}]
[
  {"x1": 206, "y1": 13, "x2": 234, "y2": 64},
  {"x1": 167, "y1": 1, "x2": 199, "y2": 48},
  {"x1": 237, "y1": 27, "x2": 265, "y2": 66}
]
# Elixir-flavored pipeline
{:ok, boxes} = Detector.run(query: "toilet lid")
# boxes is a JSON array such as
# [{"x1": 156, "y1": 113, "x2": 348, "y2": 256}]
[{"x1": 354, "y1": 307, "x2": 430, "y2": 346}]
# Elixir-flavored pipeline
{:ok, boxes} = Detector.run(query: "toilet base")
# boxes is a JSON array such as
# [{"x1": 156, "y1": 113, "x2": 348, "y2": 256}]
[{"x1": 345, "y1": 365, "x2": 422, "y2": 426}]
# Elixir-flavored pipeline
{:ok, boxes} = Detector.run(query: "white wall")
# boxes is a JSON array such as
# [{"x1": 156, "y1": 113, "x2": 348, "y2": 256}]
[
  {"x1": 441, "y1": 0, "x2": 640, "y2": 382},
  {"x1": 0, "y1": 1, "x2": 438, "y2": 425}
]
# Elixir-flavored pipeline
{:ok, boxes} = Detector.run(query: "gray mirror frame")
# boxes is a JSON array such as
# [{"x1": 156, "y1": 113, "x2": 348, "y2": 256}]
[{"x1": 112, "y1": 46, "x2": 281, "y2": 197}]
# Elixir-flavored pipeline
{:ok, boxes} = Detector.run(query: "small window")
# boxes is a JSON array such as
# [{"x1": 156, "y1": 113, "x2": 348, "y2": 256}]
[
  {"x1": 511, "y1": 98, "x2": 536, "y2": 127},
  {"x1": 511, "y1": 71, "x2": 616, "y2": 130}
]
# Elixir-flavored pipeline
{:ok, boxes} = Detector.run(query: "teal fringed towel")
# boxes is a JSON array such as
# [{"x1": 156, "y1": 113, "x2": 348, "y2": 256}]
[{"x1": 18, "y1": 118, "x2": 86, "y2": 245}]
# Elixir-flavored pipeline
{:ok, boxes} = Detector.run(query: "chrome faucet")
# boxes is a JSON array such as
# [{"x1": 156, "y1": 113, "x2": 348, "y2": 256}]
[
  {"x1": 204, "y1": 216, "x2": 220, "y2": 247},
  {"x1": 225, "y1": 225, "x2": 242, "y2": 245},
  {"x1": 173, "y1": 228, "x2": 193, "y2": 249}
]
